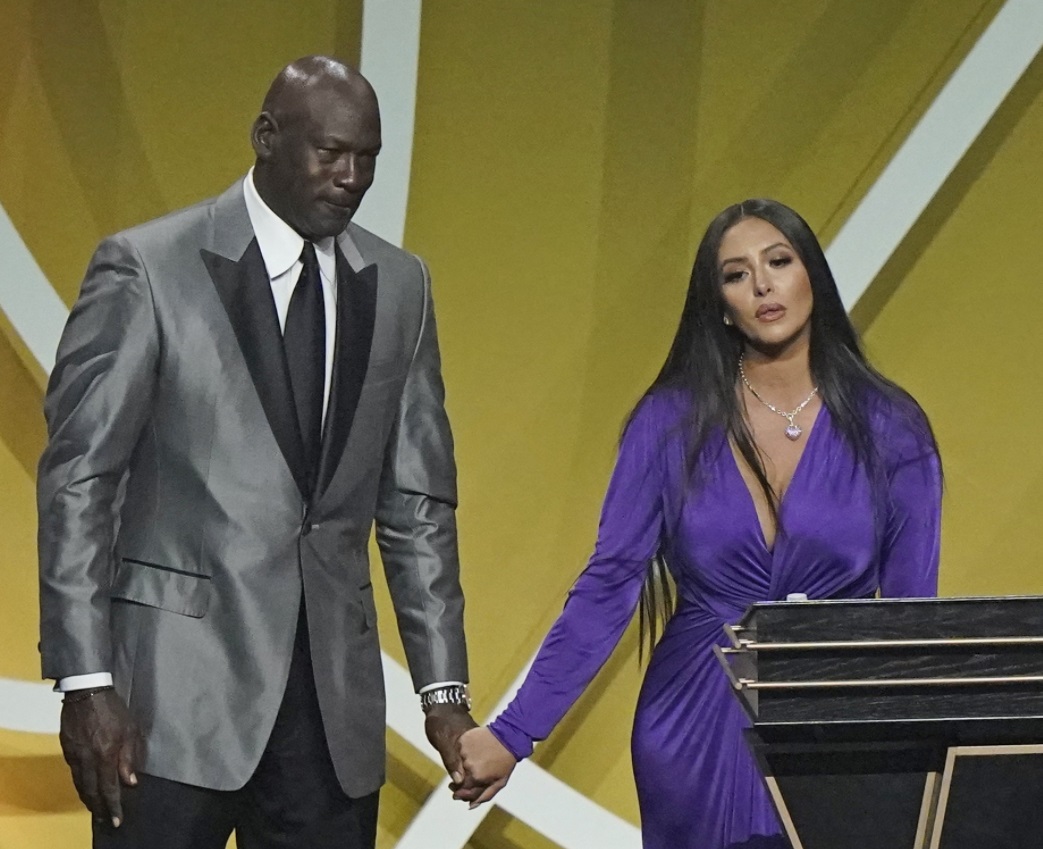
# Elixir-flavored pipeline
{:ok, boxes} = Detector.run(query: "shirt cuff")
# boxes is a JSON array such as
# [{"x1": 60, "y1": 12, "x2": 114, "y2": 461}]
[
  {"x1": 418, "y1": 680, "x2": 465, "y2": 694},
  {"x1": 57, "y1": 672, "x2": 114, "y2": 692}
]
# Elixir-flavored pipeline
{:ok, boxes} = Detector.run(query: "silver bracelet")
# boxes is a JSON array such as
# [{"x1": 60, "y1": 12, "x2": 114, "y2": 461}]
[{"x1": 420, "y1": 684, "x2": 471, "y2": 712}]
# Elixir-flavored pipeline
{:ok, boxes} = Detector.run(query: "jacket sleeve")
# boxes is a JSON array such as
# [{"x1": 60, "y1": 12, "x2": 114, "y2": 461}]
[
  {"x1": 37, "y1": 235, "x2": 160, "y2": 679},
  {"x1": 373, "y1": 257, "x2": 467, "y2": 690}
]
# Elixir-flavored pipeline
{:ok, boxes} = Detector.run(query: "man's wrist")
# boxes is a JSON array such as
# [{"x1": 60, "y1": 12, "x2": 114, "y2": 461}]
[{"x1": 61, "y1": 685, "x2": 114, "y2": 706}]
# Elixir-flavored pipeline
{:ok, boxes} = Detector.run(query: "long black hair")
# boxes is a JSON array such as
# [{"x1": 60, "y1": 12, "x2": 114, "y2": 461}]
[{"x1": 636, "y1": 198, "x2": 939, "y2": 657}]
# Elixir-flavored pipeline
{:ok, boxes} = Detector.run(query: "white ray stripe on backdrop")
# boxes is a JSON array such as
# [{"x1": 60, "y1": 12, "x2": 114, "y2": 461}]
[
  {"x1": 829, "y1": 0, "x2": 1043, "y2": 308},
  {"x1": 0, "y1": 0, "x2": 1042, "y2": 846},
  {"x1": 351, "y1": 0, "x2": 421, "y2": 248},
  {"x1": 0, "y1": 202, "x2": 66, "y2": 375}
]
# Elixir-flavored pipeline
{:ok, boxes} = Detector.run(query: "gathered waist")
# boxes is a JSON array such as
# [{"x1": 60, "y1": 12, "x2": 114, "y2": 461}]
[{"x1": 672, "y1": 592, "x2": 746, "y2": 625}]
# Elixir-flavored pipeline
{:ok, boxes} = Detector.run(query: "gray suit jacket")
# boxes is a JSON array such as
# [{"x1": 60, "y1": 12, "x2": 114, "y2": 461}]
[{"x1": 37, "y1": 180, "x2": 468, "y2": 797}]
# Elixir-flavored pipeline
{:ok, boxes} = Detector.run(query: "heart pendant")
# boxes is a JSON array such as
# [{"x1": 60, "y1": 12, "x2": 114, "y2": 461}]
[{"x1": 785, "y1": 424, "x2": 802, "y2": 440}]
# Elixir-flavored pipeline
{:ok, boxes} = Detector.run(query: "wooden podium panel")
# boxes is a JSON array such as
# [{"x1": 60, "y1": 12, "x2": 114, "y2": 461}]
[
  {"x1": 932, "y1": 745, "x2": 1043, "y2": 849},
  {"x1": 760, "y1": 741, "x2": 941, "y2": 849}
]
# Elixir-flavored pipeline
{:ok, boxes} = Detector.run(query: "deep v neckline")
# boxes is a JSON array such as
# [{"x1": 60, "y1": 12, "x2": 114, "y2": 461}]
[{"x1": 727, "y1": 404, "x2": 826, "y2": 555}]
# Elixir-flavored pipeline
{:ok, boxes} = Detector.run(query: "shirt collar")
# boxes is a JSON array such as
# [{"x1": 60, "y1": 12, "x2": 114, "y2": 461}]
[{"x1": 243, "y1": 168, "x2": 337, "y2": 281}]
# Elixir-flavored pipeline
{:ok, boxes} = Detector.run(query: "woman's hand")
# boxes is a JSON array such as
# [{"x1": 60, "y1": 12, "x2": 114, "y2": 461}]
[{"x1": 455, "y1": 726, "x2": 517, "y2": 808}]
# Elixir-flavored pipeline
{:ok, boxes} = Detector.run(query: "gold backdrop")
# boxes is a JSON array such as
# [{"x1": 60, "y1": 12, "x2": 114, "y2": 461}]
[{"x1": 1, "y1": 1, "x2": 1041, "y2": 847}]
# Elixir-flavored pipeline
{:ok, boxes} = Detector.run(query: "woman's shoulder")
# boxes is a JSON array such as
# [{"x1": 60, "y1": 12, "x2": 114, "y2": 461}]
[
  {"x1": 606, "y1": 389, "x2": 693, "y2": 491},
  {"x1": 862, "y1": 383, "x2": 937, "y2": 464},
  {"x1": 627, "y1": 386, "x2": 694, "y2": 433},
  {"x1": 617, "y1": 387, "x2": 696, "y2": 463}
]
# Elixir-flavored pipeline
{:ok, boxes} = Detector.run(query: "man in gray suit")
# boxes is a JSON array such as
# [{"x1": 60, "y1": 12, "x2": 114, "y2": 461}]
[{"x1": 38, "y1": 56, "x2": 477, "y2": 848}]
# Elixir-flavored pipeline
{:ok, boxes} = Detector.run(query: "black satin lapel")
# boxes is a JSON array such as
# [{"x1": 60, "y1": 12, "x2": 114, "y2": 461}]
[
  {"x1": 201, "y1": 241, "x2": 310, "y2": 499},
  {"x1": 315, "y1": 251, "x2": 378, "y2": 499}
]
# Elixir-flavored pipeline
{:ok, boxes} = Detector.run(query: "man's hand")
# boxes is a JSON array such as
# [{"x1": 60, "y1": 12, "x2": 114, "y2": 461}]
[
  {"x1": 59, "y1": 688, "x2": 142, "y2": 828},
  {"x1": 424, "y1": 703, "x2": 478, "y2": 796},
  {"x1": 456, "y1": 726, "x2": 516, "y2": 808}
]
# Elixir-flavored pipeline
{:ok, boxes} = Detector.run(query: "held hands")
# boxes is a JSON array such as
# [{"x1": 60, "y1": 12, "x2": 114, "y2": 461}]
[
  {"x1": 424, "y1": 703, "x2": 483, "y2": 802},
  {"x1": 455, "y1": 726, "x2": 516, "y2": 808},
  {"x1": 59, "y1": 687, "x2": 143, "y2": 828}
]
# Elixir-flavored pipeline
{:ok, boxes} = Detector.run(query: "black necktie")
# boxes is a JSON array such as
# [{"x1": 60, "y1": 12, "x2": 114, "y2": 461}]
[{"x1": 284, "y1": 242, "x2": 325, "y2": 491}]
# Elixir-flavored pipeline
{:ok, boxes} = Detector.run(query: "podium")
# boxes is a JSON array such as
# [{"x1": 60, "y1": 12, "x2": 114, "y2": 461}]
[{"x1": 714, "y1": 596, "x2": 1043, "y2": 849}]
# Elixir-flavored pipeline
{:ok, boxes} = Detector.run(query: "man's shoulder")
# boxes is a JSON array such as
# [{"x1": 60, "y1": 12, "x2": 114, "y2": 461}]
[
  {"x1": 343, "y1": 221, "x2": 401, "y2": 254},
  {"x1": 343, "y1": 222, "x2": 423, "y2": 274},
  {"x1": 109, "y1": 181, "x2": 242, "y2": 250}
]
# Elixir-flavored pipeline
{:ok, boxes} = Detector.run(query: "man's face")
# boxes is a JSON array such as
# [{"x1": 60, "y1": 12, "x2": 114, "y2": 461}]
[{"x1": 254, "y1": 80, "x2": 381, "y2": 240}]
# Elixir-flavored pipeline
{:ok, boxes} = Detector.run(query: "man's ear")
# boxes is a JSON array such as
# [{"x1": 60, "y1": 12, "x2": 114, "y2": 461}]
[{"x1": 251, "y1": 112, "x2": 278, "y2": 160}]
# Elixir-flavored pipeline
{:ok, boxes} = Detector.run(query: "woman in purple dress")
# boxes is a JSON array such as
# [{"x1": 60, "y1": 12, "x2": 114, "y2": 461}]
[{"x1": 457, "y1": 199, "x2": 942, "y2": 849}]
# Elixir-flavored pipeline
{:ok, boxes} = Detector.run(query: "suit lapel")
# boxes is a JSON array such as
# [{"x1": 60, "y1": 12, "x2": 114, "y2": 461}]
[
  {"x1": 201, "y1": 239, "x2": 311, "y2": 499},
  {"x1": 315, "y1": 247, "x2": 378, "y2": 500}
]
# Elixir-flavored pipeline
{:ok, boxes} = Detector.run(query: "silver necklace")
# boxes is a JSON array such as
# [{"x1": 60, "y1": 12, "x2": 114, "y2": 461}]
[{"x1": 738, "y1": 355, "x2": 818, "y2": 441}]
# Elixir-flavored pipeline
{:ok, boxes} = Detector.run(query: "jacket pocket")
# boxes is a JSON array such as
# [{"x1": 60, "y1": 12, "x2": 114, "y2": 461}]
[
  {"x1": 359, "y1": 581, "x2": 377, "y2": 630},
  {"x1": 111, "y1": 558, "x2": 211, "y2": 618}
]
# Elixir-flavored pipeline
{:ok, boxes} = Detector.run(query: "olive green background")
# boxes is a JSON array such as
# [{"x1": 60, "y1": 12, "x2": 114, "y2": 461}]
[{"x1": 1, "y1": 2, "x2": 1041, "y2": 847}]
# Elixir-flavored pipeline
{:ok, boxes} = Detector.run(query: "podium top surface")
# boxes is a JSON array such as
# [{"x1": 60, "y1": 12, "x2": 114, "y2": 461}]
[{"x1": 736, "y1": 595, "x2": 1043, "y2": 643}]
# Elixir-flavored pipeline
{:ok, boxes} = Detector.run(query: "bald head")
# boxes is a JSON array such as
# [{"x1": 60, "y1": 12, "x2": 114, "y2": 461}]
[
  {"x1": 261, "y1": 56, "x2": 378, "y2": 124},
  {"x1": 251, "y1": 56, "x2": 382, "y2": 240}
]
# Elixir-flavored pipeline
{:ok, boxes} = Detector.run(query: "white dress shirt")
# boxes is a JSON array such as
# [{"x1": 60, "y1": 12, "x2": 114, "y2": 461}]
[{"x1": 244, "y1": 167, "x2": 338, "y2": 425}]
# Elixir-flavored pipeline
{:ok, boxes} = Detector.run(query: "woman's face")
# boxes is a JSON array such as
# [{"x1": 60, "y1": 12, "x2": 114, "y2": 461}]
[{"x1": 716, "y1": 216, "x2": 814, "y2": 355}]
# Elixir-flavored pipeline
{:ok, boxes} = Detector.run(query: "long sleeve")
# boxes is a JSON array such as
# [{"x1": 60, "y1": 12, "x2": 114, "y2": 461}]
[
  {"x1": 374, "y1": 257, "x2": 468, "y2": 689},
  {"x1": 878, "y1": 408, "x2": 942, "y2": 598},
  {"x1": 489, "y1": 395, "x2": 672, "y2": 759},
  {"x1": 38, "y1": 235, "x2": 160, "y2": 679}
]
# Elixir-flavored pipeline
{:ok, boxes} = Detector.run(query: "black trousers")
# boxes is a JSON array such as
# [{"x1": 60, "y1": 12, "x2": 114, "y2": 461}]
[{"x1": 94, "y1": 610, "x2": 378, "y2": 849}]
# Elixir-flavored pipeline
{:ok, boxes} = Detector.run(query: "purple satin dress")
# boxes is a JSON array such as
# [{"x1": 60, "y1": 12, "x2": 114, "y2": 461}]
[{"x1": 489, "y1": 390, "x2": 942, "y2": 849}]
